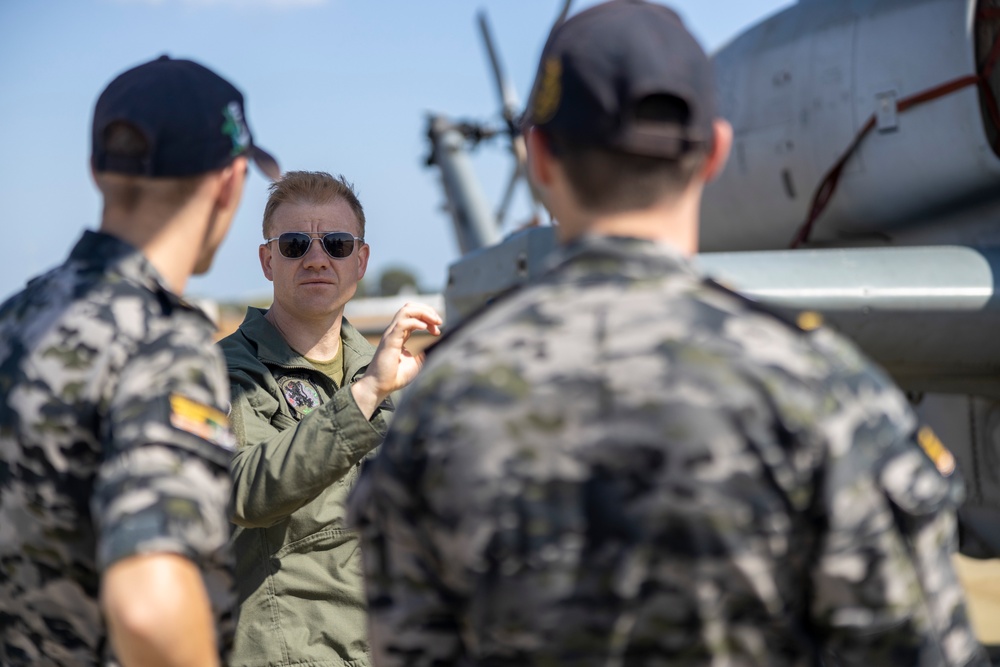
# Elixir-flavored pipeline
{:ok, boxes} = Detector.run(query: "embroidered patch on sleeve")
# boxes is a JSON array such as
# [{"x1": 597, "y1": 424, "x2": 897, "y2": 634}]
[
  {"x1": 279, "y1": 377, "x2": 322, "y2": 417},
  {"x1": 917, "y1": 425, "x2": 956, "y2": 477},
  {"x1": 170, "y1": 393, "x2": 236, "y2": 451}
]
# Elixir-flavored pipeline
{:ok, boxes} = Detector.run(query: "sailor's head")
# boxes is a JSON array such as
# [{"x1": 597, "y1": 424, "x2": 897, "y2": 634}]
[{"x1": 522, "y1": 0, "x2": 732, "y2": 232}]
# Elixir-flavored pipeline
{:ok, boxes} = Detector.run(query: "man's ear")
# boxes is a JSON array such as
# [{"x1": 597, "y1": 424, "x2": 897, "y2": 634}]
[
  {"x1": 356, "y1": 242, "x2": 370, "y2": 281},
  {"x1": 526, "y1": 127, "x2": 556, "y2": 190},
  {"x1": 216, "y1": 157, "x2": 249, "y2": 210},
  {"x1": 702, "y1": 120, "x2": 733, "y2": 183},
  {"x1": 259, "y1": 241, "x2": 275, "y2": 282}
]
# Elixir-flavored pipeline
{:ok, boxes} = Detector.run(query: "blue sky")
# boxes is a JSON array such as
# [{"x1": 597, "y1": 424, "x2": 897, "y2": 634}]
[{"x1": 0, "y1": 0, "x2": 793, "y2": 303}]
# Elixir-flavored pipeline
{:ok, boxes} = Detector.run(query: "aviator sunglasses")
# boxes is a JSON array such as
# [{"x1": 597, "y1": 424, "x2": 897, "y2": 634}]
[{"x1": 265, "y1": 232, "x2": 365, "y2": 259}]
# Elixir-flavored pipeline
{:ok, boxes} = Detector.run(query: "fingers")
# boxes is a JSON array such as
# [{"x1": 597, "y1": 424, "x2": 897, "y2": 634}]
[
  {"x1": 358, "y1": 305, "x2": 442, "y2": 404},
  {"x1": 382, "y1": 303, "x2": 443, "y2": 342}
]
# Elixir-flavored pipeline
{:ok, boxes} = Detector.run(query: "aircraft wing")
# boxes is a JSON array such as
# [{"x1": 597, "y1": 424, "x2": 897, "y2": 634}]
[
  {"x1": 446, "y1": 227, "x2": 1000, "y2": 394},
  {"x1": 696, "y1": 245, "x2": 1000, "y2": 398}
]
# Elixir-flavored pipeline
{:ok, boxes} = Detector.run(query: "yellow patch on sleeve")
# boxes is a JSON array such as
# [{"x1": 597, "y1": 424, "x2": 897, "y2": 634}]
[
  {"x1": 169, "y1": 394, "x2": 235, "y2": 451},
  {"x1": 917, "y1": 425, "x2": 956, "y2": 477}
]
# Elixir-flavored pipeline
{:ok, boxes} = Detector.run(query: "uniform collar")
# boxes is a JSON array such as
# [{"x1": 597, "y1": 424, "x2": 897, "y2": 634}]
[
  {"x1": 548, "y1": 234, "x2": 699, "y2": 282},
  {"x1": 68, "y1": 230, "x2": 214, "y2": 321},
  {"x1": 239, "y1": 306, "x2": 373, "y2": 378}
]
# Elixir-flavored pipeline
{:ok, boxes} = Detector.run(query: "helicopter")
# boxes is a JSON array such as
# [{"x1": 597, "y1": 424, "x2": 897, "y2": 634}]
[{"x1": 424, "y1": 0, "x2": 1000, "y2": 648}]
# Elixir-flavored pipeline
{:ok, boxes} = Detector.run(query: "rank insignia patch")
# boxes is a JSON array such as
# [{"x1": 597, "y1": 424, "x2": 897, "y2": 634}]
[
  {"x1": 280, "y1": 377, "x2": 322, "y2": 416},
  {"x1": 170, "y1": 393, "x2": 236, "y2": 451},
  {"x1": 917, "y1": 425, "x2": 956, "y2": 477},
  {"x1": 796, "y1": 311, "x2": 823, "y2": 332}
]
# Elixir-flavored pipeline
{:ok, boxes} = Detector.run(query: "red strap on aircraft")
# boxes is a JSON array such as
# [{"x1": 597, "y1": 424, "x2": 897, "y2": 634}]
[
  {"x1": 791, "y1": 8, "x2": 1000, "y2": 248},
  {"x1": 789, "y1": 74, "x2": 981, "y2": 248}
]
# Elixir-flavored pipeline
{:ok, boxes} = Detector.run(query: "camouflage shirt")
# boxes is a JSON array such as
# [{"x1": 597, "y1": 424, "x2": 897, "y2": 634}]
[
  {"x1": 349, "y1": 235, "x2": 988, "y2": 667},
  {"x1": 0, "y1": 231, "x2": 236, "y2": 666}
]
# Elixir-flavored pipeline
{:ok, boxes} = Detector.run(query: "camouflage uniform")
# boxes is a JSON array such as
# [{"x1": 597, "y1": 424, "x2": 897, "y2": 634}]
[
  {"x1": 349, "y1": 235, "x2": 988, "y2": 666},
  {"x1": 0, "y1": 231, "x2": 236, "y2": 666}
]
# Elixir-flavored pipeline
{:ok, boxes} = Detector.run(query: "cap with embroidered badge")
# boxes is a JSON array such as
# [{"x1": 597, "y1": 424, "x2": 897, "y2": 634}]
[
  {"x1": 91, "y1": 54, "x2": 280, "y2": 181},
  {"x1": 523, "y1": 0, "x2": 717, "y2": 159}
]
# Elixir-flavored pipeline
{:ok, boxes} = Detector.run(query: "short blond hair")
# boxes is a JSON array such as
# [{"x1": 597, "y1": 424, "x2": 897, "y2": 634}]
[{"x1": 262, "y1": 171, "x2": 365, "y2": 239}]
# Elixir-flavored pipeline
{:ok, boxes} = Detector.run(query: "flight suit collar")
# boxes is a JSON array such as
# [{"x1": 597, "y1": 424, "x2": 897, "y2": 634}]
[{"x1": 237, "y1": 306, "x2": 371, "y2": 379}]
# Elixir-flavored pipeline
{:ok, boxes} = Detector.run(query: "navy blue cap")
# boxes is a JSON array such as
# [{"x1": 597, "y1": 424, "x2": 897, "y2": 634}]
[
  {"x1": 524, "y1": 0, "x2": 716, "y2": 159},
  {"x1": 91, "y1": 55, "x2": 280, "y2": 180}
]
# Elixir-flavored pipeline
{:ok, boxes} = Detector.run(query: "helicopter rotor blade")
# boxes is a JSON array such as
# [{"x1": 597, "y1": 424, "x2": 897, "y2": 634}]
[
  {"x1": 495, "y1": 163, "x2": 522, "y2": 228},
  {"x1": 553, "y1": 0, "x2": 573, "y2": 27},
  {"x1": 477, "y1": 10, "x2": 520, "y2": 132}
]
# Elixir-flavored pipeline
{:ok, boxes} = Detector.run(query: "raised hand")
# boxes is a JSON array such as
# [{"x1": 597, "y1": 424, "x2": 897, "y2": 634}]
[{"x1": 350, "y1": 302, "x2": 443, "y2": 419}]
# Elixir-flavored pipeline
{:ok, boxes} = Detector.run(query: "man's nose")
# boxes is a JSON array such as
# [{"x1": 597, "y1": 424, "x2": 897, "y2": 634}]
[{"x1": 301, "y1": 238, "x2": 330, "y2": 269}]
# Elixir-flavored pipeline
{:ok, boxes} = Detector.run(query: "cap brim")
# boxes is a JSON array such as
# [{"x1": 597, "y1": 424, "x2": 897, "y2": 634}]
[{"x1": 250, "y1": 145, "x2": 281, "y2": 181}]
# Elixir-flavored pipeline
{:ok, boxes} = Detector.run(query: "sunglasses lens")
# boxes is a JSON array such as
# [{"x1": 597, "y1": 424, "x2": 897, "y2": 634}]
[
  {"x1": 322, "y1": 233, "x2": 356, "y2": 258},
  {"x1": 277, "y1": 233, "x2": 311, "y2": 258}
]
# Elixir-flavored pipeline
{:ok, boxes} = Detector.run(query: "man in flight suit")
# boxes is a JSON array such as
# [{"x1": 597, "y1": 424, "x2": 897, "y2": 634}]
[{"x1": 221, "y1": 170, "x2": 441, "y2": 666}]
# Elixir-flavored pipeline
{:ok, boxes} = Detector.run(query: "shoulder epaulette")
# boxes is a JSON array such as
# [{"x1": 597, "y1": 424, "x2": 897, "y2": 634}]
[{"x1": 701, "y1": 277, "x2": 824, "y2": 334}]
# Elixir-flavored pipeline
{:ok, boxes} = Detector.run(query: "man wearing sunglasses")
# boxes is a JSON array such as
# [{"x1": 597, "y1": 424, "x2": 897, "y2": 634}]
[
  {"x1": 0, "y1": 56, "x2": 279, "y2": 666},
  {"x1": 218, "y1": 170, "x2": 442, "y2": 667}
]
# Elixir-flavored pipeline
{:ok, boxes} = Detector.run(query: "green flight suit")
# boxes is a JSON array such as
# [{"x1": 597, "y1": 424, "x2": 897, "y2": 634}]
[{"x1": 220, "y1": 307, "x2": 391, "y2": 667}]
